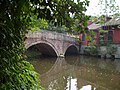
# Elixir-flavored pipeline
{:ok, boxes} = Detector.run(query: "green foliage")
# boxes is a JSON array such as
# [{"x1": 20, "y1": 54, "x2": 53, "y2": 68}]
[
  {"x1": 0, "y1": 0, "x2": 43, "y2": 89},
  {"x1": 0, "y1": 60, "x2": 43, "y2": 90},
  {"x1": 107, "y1": 44, "x2": 117, "y2": 55},
  {"x1": 84, "y1": 46, "x2": 91, "y2": 55},
  {"x1": 89, "y1": 15, "x2": 107, "y2": 25},
  {"x1": 47, "y1": 22, "x2": 69, "y2": 33},
  {"x1": 99, "y1": 33, "x2": 105, "y2": 46},
  {"x1": 84, "y1": 46, "x2": 98, "y2": 56},
  {"x1": 30, "y1": 0, "x2": 90, "y2": 32},
  {"x1": 29, "y1": 15, "x2": 48, "y2": 32},
  {"x1": 90, "y1": 31, "x2": 95, "y2": 36},
  {"x1": 72, "y1": 15, "x2": 90, "y2": 32},
  {"x1": 0, "y1": 0, "x2": 90, "y2": 89},
  {"x1": 99, "y1": 0, "x2": 119, "y2": 16}
]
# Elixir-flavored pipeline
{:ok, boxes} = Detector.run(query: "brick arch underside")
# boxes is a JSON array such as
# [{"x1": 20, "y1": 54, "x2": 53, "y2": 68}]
[
  {"x1": 26, "y1": 41, "x2": 58, "y2": 57},
  {"x1": 64, "y1": 44, "x2": 79, "y2": 56}
]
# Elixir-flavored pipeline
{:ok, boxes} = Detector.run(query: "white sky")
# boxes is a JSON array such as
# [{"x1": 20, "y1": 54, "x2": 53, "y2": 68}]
[{"x1": 85, "y1": 0, "x2": 120, "y2": 16}]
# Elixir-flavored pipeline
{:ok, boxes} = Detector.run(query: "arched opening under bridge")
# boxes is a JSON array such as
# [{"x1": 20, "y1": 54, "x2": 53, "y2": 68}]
[
  {"x1": 26, "y1": 43, "x2": 57, "y2": 58},
  {"x1": 64, "y1": 45, "x2": 79, "y2": 56}
]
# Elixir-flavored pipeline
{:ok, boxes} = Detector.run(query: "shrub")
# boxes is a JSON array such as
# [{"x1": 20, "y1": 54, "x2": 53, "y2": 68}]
[{"x1": 84, "y1": 46, "x2": 98, "y2": 56}]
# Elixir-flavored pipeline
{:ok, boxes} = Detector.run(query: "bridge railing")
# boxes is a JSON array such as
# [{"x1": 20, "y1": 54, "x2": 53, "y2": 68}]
[{"x1": 26, "y1": 30, "x2": 78, "y2": 43}]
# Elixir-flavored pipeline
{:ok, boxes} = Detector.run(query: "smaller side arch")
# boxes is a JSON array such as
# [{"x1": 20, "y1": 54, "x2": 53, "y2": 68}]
[
  {"x1": 25, "y1": 41, "x2": 59, "y2": 57},
  {"x1": 64, "y1": 44, "x2": 79, "y2": 56}
]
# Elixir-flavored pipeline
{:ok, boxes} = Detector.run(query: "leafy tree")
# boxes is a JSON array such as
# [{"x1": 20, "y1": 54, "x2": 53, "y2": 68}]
[
  {"x1": 99, "y1": 0, "x2": 119, "y2": 16},
  {"x1": 0, "y1": 0, "x2": 43, "y2": 89},
  {"x1": 0, "y1": 0, "x2": 89, "y2": 89},
  {"x1": 29, "y1": 15, "x2": 48, "y2": 32},
  {"x1": 30, "y1": 0, "x2": 90, "y2": 31}
]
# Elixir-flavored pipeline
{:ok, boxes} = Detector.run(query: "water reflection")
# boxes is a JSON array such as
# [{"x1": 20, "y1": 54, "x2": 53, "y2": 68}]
[
  {"x1": 28, "y1": 56, "x2": 120, "y2": 90},
  {"x1": 66, "y1": 77, "x2": 77, "y2": 90},
  {"x1": 80, "y1": 85, "x2": 96, "y2": 90},
  {"x1": 29, "y1": 57, "x2": 56, "y2": 75}
]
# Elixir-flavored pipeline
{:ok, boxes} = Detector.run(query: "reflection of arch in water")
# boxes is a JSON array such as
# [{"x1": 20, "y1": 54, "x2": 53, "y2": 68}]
[
  {"x1": 65, "y1": 56, "x2": 80, "y2": 66},
  {"x1": 64, "y1": 44, "x2": 79, "y2": 56},
  {"x1": 29, "y1": 57, "x2": 57, "y2": 75},
  {"x1": 41, "y1": 58, "x2": 67, "y2": 77},
  {"x1": 26, "y1": 41, "x2": 58, "y2": 57},
  {"x1": 40, "y1": 57, "x2": 118, "y2": 90}
]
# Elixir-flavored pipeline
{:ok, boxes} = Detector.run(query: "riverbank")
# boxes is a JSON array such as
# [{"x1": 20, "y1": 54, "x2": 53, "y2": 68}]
[{"x1": 80, "y1": 45, "x2": 120, "y2": 59}]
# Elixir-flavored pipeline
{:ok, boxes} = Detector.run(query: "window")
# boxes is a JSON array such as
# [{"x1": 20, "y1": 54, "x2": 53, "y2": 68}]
[{"x1": 108, "y1": 30, "x2": 113, "y2": 42}]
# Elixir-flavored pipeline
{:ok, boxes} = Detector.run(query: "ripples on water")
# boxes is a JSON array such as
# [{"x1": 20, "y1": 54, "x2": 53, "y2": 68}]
[{"x1": 28, "y1": 56, "x2": 120, "y2": 90}]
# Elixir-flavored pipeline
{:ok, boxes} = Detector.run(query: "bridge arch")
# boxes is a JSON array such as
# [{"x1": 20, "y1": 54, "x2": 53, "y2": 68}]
[
  {"x1": 64, "y1": 44, "x2": 79, "y2": 56},
  {"x1": 26, "y1": 41, "x2": 59, "y2": 57}
]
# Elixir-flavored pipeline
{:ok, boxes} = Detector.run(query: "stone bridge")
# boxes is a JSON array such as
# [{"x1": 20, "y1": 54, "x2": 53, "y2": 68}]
[{"x1": 25, "y1": 30, "x2": 79, "y2": 57}]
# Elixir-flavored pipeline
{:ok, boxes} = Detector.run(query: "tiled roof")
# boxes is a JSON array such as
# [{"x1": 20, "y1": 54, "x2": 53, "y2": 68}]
[
  {"x1": 87, "y1": 23, "x2": 101, "y2": 30},
  {"x1": 103, "y1": 17, "x2": 120, "y2": 26}
]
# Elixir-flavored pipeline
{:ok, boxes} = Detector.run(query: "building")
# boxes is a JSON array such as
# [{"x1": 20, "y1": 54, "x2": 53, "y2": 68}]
[
  {"x1": 102, "y1": 17, "x2": 120, "y2": 44},
  {"x1": 100, "y1": 16, "x2": 120, "y2": 58}
]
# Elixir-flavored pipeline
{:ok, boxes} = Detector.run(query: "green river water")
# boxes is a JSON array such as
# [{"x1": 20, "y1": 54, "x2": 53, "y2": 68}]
[{"x1": 28, "y1": 56, "x2": 120, "y2": 90}]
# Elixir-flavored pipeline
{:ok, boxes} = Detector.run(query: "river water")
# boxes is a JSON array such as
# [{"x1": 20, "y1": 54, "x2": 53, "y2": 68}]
[{"x1": 28, "y1": 56, "x2": 120, "y2": 90}]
